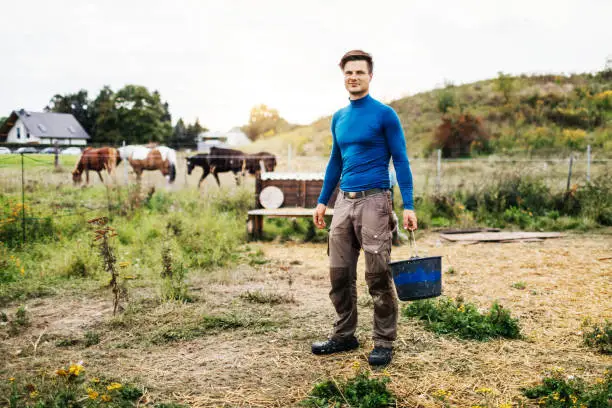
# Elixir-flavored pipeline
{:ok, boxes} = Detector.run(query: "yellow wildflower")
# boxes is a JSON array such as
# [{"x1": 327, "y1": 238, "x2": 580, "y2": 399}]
[
  {"x1": 106, "y1": 382, "x2": 122, "y2": 391},
  {"x1": 118, "y1": 261, "x2": 130, "y2": 268},
  {"x1": 499, "y1": 404, "x2": 512, "y2": 408},
  {"x1": 552, "y1": 392, "x2": 560, "y2": 400},
  {"x1": 381, "y1": 368, "x2": 391, "y2": 377},
  {"x1": 91, "y1": 377, "x2": 100, "y2": 383},
  {"x1": 101, "y1": 394, "x2": 112, "y2": 402},
  {"x1": 87, "y1": 388, "x2": 99, "y2": 400},
  {"x1": 595, "y1": 377, "x2": 604, "y2": 384},
  {"x1": 475, "y1": 387, "x2": 493, "y2": 394},
  {"x1": 458, "y1": 304, "x2": 466, "y2": 313},
  {"x1": 20, "y1": 267, "x2": 24, "y2": 275},
  {"x1": 570, "y1": 395, "x2": 577, "y2": 404},
  {"x1": 29, "y1": 391, "x2": 38, "y2": 398},
  {"x1": 68, "y1": 363, "x2": 84, "y2": 376},
  {"x1": 56, "y1": 369, "x2": 68, "y2": 377},
  {"x1": 9, "y1": 377, "x2": 15, "y2": 382},
  {"x1": 351, "y1": 361, "x2": 360, "y2": 372}
]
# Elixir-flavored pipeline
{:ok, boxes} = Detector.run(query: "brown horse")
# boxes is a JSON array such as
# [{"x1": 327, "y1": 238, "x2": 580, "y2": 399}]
[
  {"x1": 119, "y1": 145, "x2": 177, "y2": 183},
  {"x1": 72, "y1": 147, "x2": 121, "y2": 185}
]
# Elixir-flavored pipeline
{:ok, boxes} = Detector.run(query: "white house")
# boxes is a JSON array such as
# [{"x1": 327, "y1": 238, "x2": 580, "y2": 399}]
[
  {"x1": 197, "y1": 127, "x2": 250, "y2": 151},
  {"x1": 0, "y1": 109, "x2": 90, "y2": 145}
]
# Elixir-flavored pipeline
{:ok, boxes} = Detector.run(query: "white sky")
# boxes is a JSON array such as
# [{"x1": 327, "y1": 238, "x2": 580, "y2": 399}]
[{"x1": 1, "y1": 0, "x2": 611, "y2": 131}]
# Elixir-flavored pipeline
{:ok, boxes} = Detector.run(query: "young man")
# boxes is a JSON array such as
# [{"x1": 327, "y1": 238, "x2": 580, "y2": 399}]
[{"x1": 312, "y1": 50, "x2": 417, "y2": 366}]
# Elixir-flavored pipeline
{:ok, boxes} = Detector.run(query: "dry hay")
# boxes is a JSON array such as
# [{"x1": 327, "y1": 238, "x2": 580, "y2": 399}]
[{"x1": 1, "y1": 232, "x2": 610, "y2": 407}]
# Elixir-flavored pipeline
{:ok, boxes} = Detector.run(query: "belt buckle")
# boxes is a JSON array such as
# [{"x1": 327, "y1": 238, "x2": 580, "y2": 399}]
[{"x1": 347, "y1": 192, "x2": 358, "y2": 199}]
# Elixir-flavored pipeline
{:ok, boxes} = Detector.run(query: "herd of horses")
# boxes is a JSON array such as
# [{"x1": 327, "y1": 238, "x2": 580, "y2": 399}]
[{"x1": 71, "y1": 145, "x2": 276, "y2": 187}]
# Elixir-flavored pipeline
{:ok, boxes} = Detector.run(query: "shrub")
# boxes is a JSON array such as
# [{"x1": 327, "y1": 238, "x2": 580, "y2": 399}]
[
  {"x1": 522, "y1": 368, "x2": 611, "y2": 407},
  {"x1": 301, "y1": 370, "x2": 396, "y2": 408},
  {"x1": 402, "y1": 297, "x2": 521, "y2": 341},
  {"x1": 582, "y1": 320, "x2": 611, "y2": 354},
  {"x1": 0, "y1": 204, "x2": 55, "y2": 249}
]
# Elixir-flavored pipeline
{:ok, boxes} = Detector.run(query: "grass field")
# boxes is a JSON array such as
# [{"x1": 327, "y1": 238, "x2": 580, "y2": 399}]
[{"x1": 0, "y1": 156, "x2": 610, "y2": 407}]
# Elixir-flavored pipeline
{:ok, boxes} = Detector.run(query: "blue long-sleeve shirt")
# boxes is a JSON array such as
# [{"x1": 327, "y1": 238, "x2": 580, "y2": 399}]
[{"x1": 318, "y1": 94, "x2": 414, "y2": 210}]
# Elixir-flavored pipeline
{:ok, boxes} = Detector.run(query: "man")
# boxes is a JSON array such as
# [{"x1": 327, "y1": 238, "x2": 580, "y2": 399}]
[{"x1": 312, "y1": 50, "x2": 417, "y2": 366}]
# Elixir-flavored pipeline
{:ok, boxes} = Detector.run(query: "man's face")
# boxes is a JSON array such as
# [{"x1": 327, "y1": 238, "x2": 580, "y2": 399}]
[{"x1": 343, "y1": 60, "x2": 372, "y2": 97}]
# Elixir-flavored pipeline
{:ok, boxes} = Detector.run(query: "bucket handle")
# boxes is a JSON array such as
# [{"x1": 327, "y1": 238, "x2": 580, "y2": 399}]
[{"x1": 409, "y1": 230, "x2": 419, "y2": 258}]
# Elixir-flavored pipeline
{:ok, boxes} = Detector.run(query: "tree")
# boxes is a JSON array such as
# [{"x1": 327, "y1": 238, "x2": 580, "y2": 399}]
[
  {"x1": 103, "y1": 85, "x2": 172, "y2": 144},
  {"x1": 45, "y1": 89, "x2": 95, "y2": 136},
  {"x1": 168, "y1": 118, "x2": 207, "y2": 149},
  {"x1": 495, "y1": 72, "x2": 515, "y2": 103},
  {"x1": 434, "y1": 113, "x2": 490, "y2": 158},
  {"x1": 242, "y1": 104, "x2": 289, "y2": 141}
]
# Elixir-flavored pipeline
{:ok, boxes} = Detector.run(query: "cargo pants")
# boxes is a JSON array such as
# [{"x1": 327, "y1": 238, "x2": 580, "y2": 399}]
[{"x1": 328, "y1": 190, "x2": 398, "y2": 348}]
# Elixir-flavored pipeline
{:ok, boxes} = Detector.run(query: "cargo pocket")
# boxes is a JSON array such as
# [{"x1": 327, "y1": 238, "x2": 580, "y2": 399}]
[{"x1": 361, "y1": 225, "x2": 391, "y2": 255}]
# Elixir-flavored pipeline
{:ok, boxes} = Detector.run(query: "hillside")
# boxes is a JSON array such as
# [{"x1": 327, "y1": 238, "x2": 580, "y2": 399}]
[{"x1": 245, "y1": 71, "x2": 612, "y2": 158}]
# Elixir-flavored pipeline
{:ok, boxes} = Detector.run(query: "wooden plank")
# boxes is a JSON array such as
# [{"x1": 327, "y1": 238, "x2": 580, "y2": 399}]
[
  {"x1": 440, "y1": 232, "x2": 564, "y2": 242},
  {"x1": 248, "y1": 208, "x2": 335, "y2": 217}
]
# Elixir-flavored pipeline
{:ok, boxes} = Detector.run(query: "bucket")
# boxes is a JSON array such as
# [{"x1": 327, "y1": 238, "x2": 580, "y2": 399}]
[{"x1": 389, "y1": 231, "x2": 442, "y2": 301}]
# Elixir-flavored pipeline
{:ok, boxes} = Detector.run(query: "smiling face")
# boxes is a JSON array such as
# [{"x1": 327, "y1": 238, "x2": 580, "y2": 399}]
[{"x1": 343, "y1": 60, "x2": 372, "y2": 99}]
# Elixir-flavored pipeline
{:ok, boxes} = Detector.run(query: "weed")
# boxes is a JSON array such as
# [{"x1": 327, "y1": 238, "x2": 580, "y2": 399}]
[
  {"x1": 7, "y1": 305, "x2": 30, "y2": 336},
  {"x1": 88, "y1": 216, "x2": 122, "y2": 315},
  {"x1": 84, "y1": 331, "x2": 101, "y2": 347},
  {"x1": 402, "y1": 297, "x2": 522, "y2": 341},
  {"x1": 247, "y1": 248, "x2": 268, "y2": 266},
  {"x1": 446, "y1": 267, "x2": 456, "y2": 275},
  {"x1": 521, "y1": 367, "x2": 611, "y2": 407},
  {"x1": 301, "y1": 370, "x2": 396, "y2": 408},
  {"x1": 582, "y1": 319, "x2": 611, "y2": 354},
  {"x1": 151, "y1": 313, "x2": 278, "y2": 344},
  {"x1": 511, "y1": 281, "x2": 527, "y2": 290},
  {"x1": 160, "y1": 228, "x2": 191, "y2": 303},
  {"x1": 239, "y1": 290, "x2": 295, "y2": 305}
]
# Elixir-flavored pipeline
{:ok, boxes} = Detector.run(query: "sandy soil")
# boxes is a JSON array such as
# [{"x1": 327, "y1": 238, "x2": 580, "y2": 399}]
[{"x1": 1, "y1": 232, "x2": 611, "y2": 407}]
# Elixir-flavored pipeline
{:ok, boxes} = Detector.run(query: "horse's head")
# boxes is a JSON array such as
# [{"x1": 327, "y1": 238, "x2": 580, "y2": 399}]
[
  {"x1": 72, "y1": 169, "x2": 82, "y2": 185},
  {"x1": 186, "y1": 158, "x2": 195, "y2": 175},
  {"x1": 263, "y1": 153, "x2": 277, "y2": 172}
]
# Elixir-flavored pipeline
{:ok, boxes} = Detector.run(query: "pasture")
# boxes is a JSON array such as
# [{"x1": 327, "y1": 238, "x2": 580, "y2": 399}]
[{"x1": 0, "y1": 153, "x2": 611, "y2": 407}]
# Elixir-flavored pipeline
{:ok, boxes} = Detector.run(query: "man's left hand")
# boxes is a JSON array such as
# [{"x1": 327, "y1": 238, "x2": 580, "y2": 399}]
[{"x1": 403, "y1": 209, "x2": 418, "y2": 231}]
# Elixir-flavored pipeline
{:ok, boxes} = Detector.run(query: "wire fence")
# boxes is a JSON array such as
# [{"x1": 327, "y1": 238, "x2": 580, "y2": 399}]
[{"x1": 1, "y1": 147, "x2": 610, "y2": 245}]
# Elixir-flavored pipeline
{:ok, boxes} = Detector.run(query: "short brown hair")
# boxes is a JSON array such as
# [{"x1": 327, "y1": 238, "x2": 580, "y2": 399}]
[{"x1": 339, "y1": 50, "x2": 373, "y2": 73}]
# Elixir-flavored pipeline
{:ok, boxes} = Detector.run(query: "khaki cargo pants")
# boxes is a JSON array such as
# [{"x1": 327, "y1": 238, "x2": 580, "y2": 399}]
[{"x1": 328, "y1": 190, "x2": 398, "y2": 348}]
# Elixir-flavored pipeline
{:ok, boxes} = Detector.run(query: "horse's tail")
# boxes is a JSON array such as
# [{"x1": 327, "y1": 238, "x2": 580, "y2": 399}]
[{"x1": 168, "y1": 163, "x2": 176, "y2": 183}]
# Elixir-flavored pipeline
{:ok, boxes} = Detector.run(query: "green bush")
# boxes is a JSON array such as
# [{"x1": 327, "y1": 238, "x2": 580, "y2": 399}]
[
  {"x1": 402, "y1": 297, "x2": 521, "y2": 341},
  {"x1": 583, "y1": 320, "x2": 612, "y2": 354},
  {"x1": 522, "y1": 368, "x2": 611, "y2": 407},
  {"x1": 301, "y1": 371, "x2": 396, "y2": 408}
]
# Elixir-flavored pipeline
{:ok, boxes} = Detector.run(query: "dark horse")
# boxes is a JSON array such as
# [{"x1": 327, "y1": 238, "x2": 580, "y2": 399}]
[{"x1": 187, "y1": 147, "x2": 277, "y2": 187}]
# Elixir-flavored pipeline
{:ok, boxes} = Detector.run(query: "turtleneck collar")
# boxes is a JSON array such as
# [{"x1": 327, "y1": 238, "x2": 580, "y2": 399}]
[{"x1": 349, "y1": 93, "x2": 371, "y2": 108}]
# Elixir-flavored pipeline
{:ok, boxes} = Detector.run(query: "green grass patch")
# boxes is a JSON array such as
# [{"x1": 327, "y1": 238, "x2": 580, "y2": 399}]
[
  {"x1": 511, "y1": 281, "x2": 527, "y2": 290},
  {"x1": 402, "y1": 297, "x2": 522, "y2": 341},
  {"x1": 150, "y1": 313, "x2": 278, "y2": 344},
  {"x1": 301, "y1": 370, "x2": 396, "y2": 408},
  {"x1": 239, "y1": 290, "x2": 295, "y2": 305},
  {"x1": 521, "y1": 368, "x2": 611, "y2": 407},
  {"x1": 582, "y1": 320, "x2": 612, "y2": 354}
]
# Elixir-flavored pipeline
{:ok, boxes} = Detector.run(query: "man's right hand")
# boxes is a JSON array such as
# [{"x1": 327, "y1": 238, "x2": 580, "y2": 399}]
[{"x1": 313, "y1": 203, "x2": 327, "y2": 229}]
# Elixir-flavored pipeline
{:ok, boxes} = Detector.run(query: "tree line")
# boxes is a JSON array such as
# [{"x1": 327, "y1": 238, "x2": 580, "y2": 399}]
[{"x1": 39, "y1": 85, "x2": 292, "y2": 147}]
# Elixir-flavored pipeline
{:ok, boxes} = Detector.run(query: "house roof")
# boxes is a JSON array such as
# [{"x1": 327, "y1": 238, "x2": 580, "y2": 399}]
[{"x1": 0, "y1": 109, "x2": 90, "y2": 140}]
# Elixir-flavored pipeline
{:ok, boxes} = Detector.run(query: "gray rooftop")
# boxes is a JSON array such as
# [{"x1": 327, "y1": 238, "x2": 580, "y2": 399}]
[{"x1": 1, "y1": 109, "x2": 90, "y2": 139}]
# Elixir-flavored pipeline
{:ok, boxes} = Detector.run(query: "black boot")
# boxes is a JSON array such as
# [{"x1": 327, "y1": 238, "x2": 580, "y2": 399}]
[
  {"x1": 311, "y1": 337, "x2": 359, "y2": 355},
  {"x1": 368, "y1": 347, "x2": 393, "y2": 366}
]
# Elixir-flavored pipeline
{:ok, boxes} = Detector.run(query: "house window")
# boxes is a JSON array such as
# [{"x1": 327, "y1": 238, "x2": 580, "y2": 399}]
[{"x1": 16, "y1": 127, "x2": 21, "y2": 139}]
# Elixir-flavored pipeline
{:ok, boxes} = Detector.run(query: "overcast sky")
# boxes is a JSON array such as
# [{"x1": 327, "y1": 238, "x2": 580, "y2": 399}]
[{"x1": 1, "y1": 0, "x2": 610, "y2": 131}]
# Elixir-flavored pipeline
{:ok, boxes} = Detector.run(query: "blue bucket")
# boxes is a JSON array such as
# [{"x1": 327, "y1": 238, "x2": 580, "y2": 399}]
[
  {"x1": 389, "y1": 256, "x2": 442, "y2": 301},
  {"x1": 389, "y1": 231, "x2": 442, "y2": 301}
]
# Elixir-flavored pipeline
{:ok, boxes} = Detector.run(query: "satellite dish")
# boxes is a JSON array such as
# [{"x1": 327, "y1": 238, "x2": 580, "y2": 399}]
[{"x1": 259, "y1": 186, "x2": 284, "y2": 209}]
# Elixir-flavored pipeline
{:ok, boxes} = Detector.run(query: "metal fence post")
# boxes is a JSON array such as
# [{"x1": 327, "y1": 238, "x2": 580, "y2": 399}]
[
  {"x1": 122, "y1": 140, "x2": 128, "y2": 185},
  {"x1": 21, "y1": 153, "x2": 26, "y2": 245},
  {"x1": 566, "y1": 153, "x2": 574, "y2": 191},
  {"x1": 586, "y1": 145, "x2": 591, "y2": 182},
  {"x1": 435, "y1": 149, "x2": 442, "y2": 193}
]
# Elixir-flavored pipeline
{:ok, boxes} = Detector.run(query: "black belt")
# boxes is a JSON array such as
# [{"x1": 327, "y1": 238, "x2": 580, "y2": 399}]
[{"x1": 341, "y1": 188, "x2": 388, "y2": 199}]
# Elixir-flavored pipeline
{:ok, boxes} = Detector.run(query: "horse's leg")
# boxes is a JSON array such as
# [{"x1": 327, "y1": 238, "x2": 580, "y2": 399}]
[
  {"x1": 212, "y1": 170, "x2": 221, "y2": 187},
  {"x1": 234, "y1": 170, "x2": 241, "y2": 186},
  {"x1": 86, "y1": 170, "x2": 90, "y2": 185},
  {"x1": 97, "y1": 171, "x2": 104, "y2": 184},
  {"x1": 198, "y1": 167, "x2": 210, "y2": 188}
]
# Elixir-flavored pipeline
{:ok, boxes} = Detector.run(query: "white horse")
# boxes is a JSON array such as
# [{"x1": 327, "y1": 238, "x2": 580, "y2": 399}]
[{"x1": 118, "y1": 145, "x2": 177, "y2": 183}]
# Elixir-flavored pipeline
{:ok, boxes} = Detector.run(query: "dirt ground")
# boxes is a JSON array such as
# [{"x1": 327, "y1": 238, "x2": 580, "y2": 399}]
[{"x1": 1, "y1": 232, "x2": 611, "y2": 407}]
